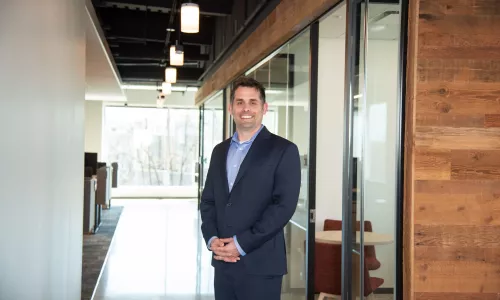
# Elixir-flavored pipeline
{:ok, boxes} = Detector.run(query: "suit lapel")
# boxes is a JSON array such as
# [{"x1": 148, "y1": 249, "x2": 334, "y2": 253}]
[
  {"x1": 219, "y1": 139, "x2": 231, "y2": 197},
  {"x1": 231, "y1": 127, "x2": 271, "y2": 190}
]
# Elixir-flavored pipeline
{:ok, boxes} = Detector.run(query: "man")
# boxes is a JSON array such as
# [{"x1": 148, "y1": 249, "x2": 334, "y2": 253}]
[{"x1": 200, "y1": 76, "x2": 301, "y2": 300}]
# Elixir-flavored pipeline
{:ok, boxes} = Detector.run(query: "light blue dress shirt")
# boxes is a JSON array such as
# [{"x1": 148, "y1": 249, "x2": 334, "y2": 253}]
[{"x1": 207, "y1": 125, "x2": 264, "y2": 256}]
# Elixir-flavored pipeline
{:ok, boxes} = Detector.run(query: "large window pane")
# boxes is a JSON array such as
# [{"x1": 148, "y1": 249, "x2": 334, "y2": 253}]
[
  {"x1": 103, "y1": 106, "x2": 199, "y2": 188},
  {"x1": 315, "y1": 3, "x2": 347, "y2": 299},
  {"x1": 359, "y1": 1, "x2": 401, "y2": 298},
  {"x1": 278, "y1": 30, "x2": 311, "y2": 300}
]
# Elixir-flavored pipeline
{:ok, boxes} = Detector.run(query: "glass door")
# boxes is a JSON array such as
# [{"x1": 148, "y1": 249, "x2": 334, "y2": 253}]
[
  {"x1": 342, "y1": 0, "x2": 368, "y2": 298},
  {"x1": 343, "y1": 0, "x2": 403, "y2": 298}
]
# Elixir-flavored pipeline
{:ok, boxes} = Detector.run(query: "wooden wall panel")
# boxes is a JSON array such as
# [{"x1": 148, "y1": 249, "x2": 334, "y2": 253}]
[
  {"x1": 194, "y1": 0, "x2": 341, "y2": 105},
  {"x1": 405, "y1": 0, "x2": 500, "y2": 299}
]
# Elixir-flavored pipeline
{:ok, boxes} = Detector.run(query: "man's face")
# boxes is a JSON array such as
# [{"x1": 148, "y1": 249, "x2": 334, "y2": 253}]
[{"x1": 229, "y1": 86, "x2": 268, "y2": 131}]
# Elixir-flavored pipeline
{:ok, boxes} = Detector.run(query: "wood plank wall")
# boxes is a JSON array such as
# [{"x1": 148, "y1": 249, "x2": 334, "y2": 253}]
[
  {"x1": 405, "y1": 0, "x2": 500, "y2": 299},
  {"x1": 194, "y1": 0, "x2": 341, "y2": 105}
]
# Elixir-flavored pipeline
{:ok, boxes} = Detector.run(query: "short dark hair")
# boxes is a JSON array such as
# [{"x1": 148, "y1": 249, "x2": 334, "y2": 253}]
[{"x1": 230, "y1": 76, "x2": 266, "y2": 104}]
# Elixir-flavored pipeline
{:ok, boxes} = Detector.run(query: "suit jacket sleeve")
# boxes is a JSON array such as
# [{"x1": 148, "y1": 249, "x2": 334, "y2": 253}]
[
  {"x1": 200, "y1": 147, "x2": 219, "y2": 246},
  {"x1": 236, "y1": 143, "x2": 301, "y2": 254}
]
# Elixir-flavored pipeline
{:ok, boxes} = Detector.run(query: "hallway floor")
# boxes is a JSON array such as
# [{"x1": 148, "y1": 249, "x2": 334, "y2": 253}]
[
  {"x1": 92, "y1": 199, "x2": 214, "y2": 300},
  {"x1": 90, "y1": 199, "x2": 391, "y2": 300}
]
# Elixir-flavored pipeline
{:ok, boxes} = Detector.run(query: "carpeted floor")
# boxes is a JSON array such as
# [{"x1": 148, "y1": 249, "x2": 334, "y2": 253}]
[{"x1": 81, "y1": 205, "x2": 124, "y2": 300}]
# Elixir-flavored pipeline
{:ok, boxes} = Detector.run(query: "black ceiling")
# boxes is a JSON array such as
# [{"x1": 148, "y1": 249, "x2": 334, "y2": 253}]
[{"x1": 91, "y1": 0, "x2": 275, "y2": 87}]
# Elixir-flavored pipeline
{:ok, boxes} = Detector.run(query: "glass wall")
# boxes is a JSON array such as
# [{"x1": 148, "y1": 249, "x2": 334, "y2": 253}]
[
  {"x1": 314, "y1": 0, "x2": 403, "y2": 299},
  {"x1": 196, "y1": 91, "x2": 226, "y2": 296},
  {"x1": 343, "y1": 0, "x2": 403, "y2": 299},
  {"x1": 244, "y1": 28, "x2": 311, "y2": 300},
  {"x1": 315, "y1": 3, "x2": 347, "y2": 299},
  {"x1": 199, "y1": 92, "x2": 225, "y2": 193},
  {"x1": 196, "y1": 0, "x2": 405, "y2": 298}
]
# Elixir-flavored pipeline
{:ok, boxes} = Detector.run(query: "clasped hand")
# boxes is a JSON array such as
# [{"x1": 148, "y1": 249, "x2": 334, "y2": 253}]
[{"x1": 211, "y1": 237, "x2": 240, "y2": 263}]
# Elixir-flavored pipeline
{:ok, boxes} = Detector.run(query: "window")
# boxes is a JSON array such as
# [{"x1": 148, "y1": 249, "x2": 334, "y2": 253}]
[{"x1": 103, "y1": 106, "x2": 199, "y2": 187}]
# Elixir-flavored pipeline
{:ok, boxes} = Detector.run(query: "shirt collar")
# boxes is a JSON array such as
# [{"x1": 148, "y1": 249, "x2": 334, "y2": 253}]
[{"x1": 231, "y1": 125, "x2": 264, "y2": 145}]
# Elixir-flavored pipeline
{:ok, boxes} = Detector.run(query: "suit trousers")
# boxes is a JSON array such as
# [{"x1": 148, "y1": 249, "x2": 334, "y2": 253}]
[{"x1": 214, "y1": 266, "x2": 282, "y2": 300}]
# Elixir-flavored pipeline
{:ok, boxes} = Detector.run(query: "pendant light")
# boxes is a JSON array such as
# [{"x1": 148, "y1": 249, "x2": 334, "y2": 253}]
[
  {"x1": 162, "y1": 82, "x2": 172, "y2": 95},
  {"x1": 165, "y1": 67, "x2": 177, "y2": 83},
  {"x1": 170, "y1": 45, "x2": 184, "y2": 66},
  {"x1": 181, "y1": 2, "x2": 199, "y2": 33},
  {"x1": 157, "y1": 94, "x2": 166, "y2": 108}
]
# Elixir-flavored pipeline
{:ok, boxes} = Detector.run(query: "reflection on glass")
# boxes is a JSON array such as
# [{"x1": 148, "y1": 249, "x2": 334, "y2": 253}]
[
  {"x1": 103, "y1": 106, "x2": 199, "y2": 187},
  {"x1": 352, "y1": 0, "x2": 401, "y2": 299},
  {"x1": 245, "y1": 29, "x2": 311, "y2": 300}
]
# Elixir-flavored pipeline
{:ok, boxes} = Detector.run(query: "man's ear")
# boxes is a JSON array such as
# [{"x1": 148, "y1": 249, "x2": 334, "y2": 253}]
[{"x1": 263, "y1": 102, "x2": 269, "y2": 114}]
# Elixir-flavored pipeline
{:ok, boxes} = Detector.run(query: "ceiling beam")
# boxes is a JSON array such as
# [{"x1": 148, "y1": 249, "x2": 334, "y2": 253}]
[
  {"x1": 118, "y1": 65, "x2": 205, "y2": 81},
  {"x1": 97, "y1": 7, "x2": 215, "y2": 45},
  {"x1": 93, "y1": 0, "x2": 231, "y2": 16},
  {"x1": 115, "y1": 61, "x2": 201, "y2": 68},
  {"x1": 107, "y1": 34, "x2": 212, "y2": 46},
  {"x1": 112, "y1": 44, "x2": 209, "y2": 61},
  {"x1": 114, "y1": 55, "x2": 209, "y2": 62},
  {"x1": 122, "y1": 78, "x2": 201, "y2": 85}
]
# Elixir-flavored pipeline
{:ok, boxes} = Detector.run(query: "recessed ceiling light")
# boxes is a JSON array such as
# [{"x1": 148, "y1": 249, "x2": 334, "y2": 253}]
[{"x1": 370, "y1": 24, "x2": 386, "y2": 32}]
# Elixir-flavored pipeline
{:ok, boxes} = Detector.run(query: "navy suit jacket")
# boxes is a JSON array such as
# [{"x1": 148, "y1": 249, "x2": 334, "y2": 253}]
[{"x1": 200, "y1": 127, "x2": 301, "y2": 276}]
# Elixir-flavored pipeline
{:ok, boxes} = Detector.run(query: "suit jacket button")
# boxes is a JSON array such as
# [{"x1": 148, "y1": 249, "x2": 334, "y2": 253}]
[{"x1": 227, "y1": 203, "x2": 232, "y2": 207}]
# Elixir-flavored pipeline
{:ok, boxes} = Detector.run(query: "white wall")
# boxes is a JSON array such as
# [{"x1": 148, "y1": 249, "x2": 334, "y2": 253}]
[
  {"x1": 85, "y1": 101, "x2": 103, "y2": 159},
  {"x1": 0, "y1": 1, "x2": 85, "y2": 299},
  {"x1": 316, "y1": 36, "x2": 346, "y2": 232}
]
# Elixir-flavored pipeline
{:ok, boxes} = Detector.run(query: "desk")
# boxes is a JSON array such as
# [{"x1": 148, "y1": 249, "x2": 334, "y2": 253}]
[{"x1": 315, "y1": 230, "x2": 393, "y2": 298}]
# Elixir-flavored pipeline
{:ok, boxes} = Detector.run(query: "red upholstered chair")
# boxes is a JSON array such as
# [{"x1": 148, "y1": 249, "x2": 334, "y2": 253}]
[
  {"x1": 314, "y1": 241, "x2": 384, "y2": 299},
  {"x1": 323, "y1": 219, "x2": 381, "y2": 271},
  {"x1": 314, "y1": 242, "x2": 342, "y2": 297},
  {"x1": 362, "y1": 221, "x2": 381, "y2": 271}
]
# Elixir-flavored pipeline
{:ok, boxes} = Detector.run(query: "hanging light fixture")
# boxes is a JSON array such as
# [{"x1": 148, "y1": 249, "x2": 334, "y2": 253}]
[
  {"x1": 170, "y1": 45, "x2": 184, "y2": 66},
  {"x1": 181, "y1": 2, "x2": 199, "y2": 33},
  {"x1": 162, "y1": 82, "x2": 172, "y2": 95},
  {"x1": 165, "y1": 67, "x2": 177, "y2": 83},
  {"x1": 157, "y1": 94, "x2": 166, "y2": 108}
]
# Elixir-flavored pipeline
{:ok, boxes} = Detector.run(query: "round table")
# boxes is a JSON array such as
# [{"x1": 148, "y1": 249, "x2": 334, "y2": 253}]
[{"x1": 315, "y1": 230, "x2": 393, "y2": 245}]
